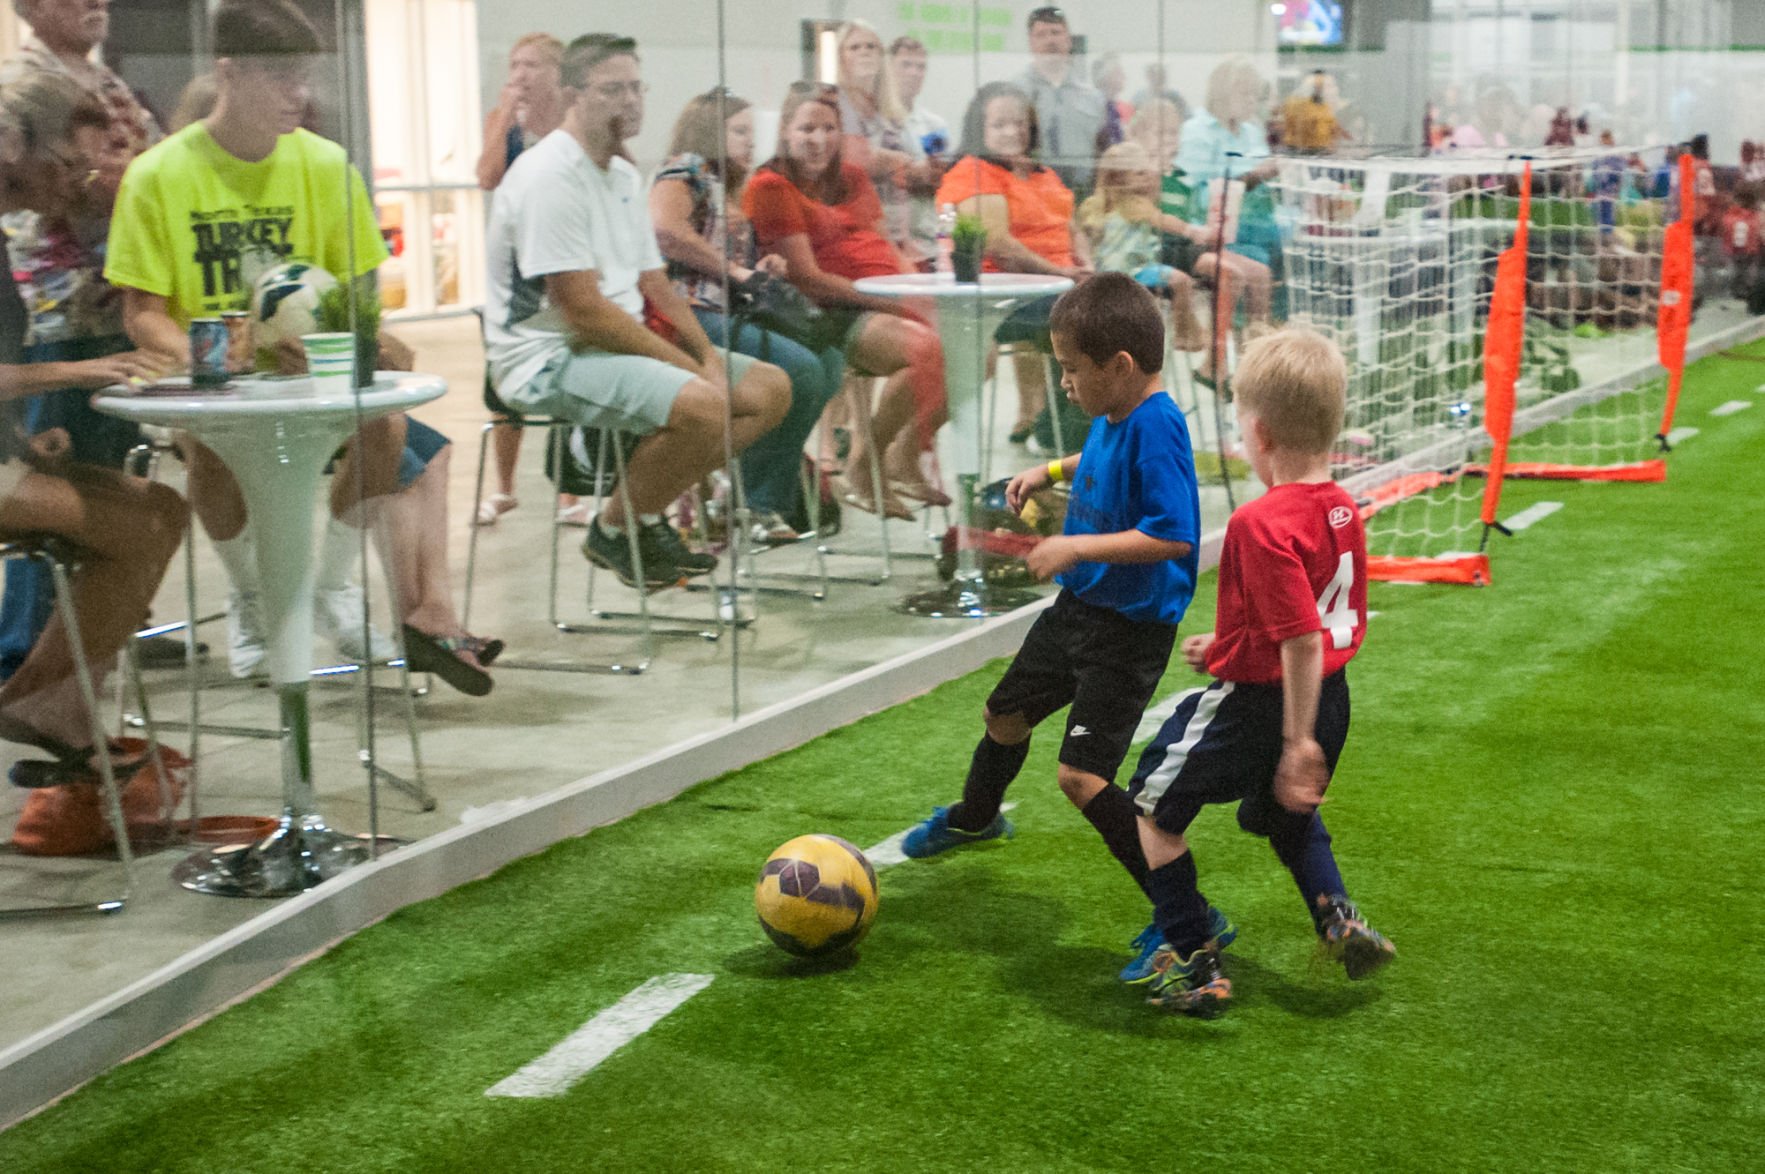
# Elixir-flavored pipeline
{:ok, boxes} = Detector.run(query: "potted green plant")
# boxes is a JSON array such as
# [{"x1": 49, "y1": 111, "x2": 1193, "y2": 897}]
[
  {"x1": 951, "y1": 212, "x2": 987, "y2": 283},
  {"x1": 314, "y1": 283, "x2": 382, "y2": 389}
]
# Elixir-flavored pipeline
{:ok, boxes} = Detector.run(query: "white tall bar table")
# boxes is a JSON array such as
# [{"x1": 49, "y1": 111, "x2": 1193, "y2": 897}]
[
  {"x1": 92, "y1": 373, "x2": 445, "y2": 897},
  {"x1": 854, "y1": 272, "x2": 1072, "y2": 617}
]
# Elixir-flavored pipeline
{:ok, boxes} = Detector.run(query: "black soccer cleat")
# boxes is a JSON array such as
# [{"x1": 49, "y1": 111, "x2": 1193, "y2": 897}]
[{"x1": 1316, "y1": 895, "x2": 1396, "y2": 981}]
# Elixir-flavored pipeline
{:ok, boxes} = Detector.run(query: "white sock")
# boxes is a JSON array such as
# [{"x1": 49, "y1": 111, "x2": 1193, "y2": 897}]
[
  {"x1": 315, "y1": 514, "x2": 365, "y2": 592},
  {"x1": 211, "y1": 532, "x2": 259, "y2": 595},
  {"x1": 638, "y1": 513, "x2": 663, "y2": 526}
]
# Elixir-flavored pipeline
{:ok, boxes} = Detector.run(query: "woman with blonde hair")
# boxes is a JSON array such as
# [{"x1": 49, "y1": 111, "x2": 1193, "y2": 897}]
[
  {"x1": 835, "y1": 19, "x2": 932, "y2": 265},
  {"x1": 1175, "y1": 58, "x2": 1283, "y2": 383}
]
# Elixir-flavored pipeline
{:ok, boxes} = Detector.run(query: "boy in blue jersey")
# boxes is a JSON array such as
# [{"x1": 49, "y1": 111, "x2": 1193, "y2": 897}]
[{"x1": 903, "y1": 274, "x2": 1204, "y2": 909}]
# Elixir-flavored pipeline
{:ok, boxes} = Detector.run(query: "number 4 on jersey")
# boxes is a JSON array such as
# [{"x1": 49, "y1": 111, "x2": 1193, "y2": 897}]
[{"x1": 1316, "y1": 552, "x2": 1357, "y2": 651}]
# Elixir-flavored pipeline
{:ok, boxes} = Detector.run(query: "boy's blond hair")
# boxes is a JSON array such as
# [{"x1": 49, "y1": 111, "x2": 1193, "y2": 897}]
[{"x1": 1232, "y1": 327, "x2": 1348, "y2": 454}]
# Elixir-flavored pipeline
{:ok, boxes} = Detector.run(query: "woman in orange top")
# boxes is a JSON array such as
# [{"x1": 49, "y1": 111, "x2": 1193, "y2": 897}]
[
  {"x1": 935, "y1": 81, "x2": 1091, "y2": 444},
  {"x1": 745, "y1": 83, "x2": 948, "y2": 518}
]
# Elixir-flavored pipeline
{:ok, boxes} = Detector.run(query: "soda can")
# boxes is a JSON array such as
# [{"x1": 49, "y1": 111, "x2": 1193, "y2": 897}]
[
  {"x1": 220, "y1": 310, "x2": 252, "y2": 374},
  {"x1": 189, "y1": 318, "x2": 229, "y2": 388}
]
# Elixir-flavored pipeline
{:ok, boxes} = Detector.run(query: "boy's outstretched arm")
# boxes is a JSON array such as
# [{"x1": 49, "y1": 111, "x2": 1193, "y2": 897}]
[
  {"x1": 1025, "y1": 530, "x2": 1192, "y2": 581},
  {"x1": 1005, "y1": 455, "x2": 1078, "y2": 513},
  {"x1": 1275, "y1": 630, "x2": 1329, "y2": 814}
]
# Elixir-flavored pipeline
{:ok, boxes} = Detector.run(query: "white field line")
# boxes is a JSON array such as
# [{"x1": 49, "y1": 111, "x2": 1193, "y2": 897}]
[
  {"x1": 485, "y1": 973, "x2": 714, "y2": 1099},
  {"x1": 867, "y1": 802, "x2": 1017, "y2": 868},
  {"x1": 1503, "y1": 501, "x2": 1564, "y2": 532},
  {"x1": 1665, "y1": 426, "x2": 1700, "y2": 446},
  {"x1": 1754, "y1": 383, "x2": 1765, "y2": 393},
  {"x1": 1710, "y1": 400, "x2": 1753, "y2": 417}
]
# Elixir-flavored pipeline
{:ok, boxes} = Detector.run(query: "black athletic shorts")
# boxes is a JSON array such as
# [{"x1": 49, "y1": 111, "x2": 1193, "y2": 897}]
[
  {"x1": 1126, "y1": 670, "x2": 1350, "y2": 837},
  {"x1": 985, "y1": 589, "x2": 1177, "y2": 781}
]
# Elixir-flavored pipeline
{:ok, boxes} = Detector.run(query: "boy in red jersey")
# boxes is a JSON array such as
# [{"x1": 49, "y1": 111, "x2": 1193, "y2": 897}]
[{"x1": 1124, "y1": 326, "x2": 1394, "y2": 1017}]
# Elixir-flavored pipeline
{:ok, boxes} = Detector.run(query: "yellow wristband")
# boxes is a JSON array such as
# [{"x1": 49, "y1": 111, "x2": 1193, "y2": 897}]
[{"x1": 1047, "y1": 460, "x2": 1065, "y2": 484}]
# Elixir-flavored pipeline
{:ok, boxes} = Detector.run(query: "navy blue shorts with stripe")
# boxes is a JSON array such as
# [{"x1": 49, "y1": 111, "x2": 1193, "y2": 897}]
[
  {"x1": 1126, "y1": 671, "x2": 1351, "y2": 837},
  {"x1": 985, "y1": 589, "x2": 1176, "y2": 782}
]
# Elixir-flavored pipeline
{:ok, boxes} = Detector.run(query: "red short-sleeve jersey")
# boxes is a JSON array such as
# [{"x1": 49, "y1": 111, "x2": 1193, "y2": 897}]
[
  {"x1": 743, "y1": 163, "x2": 904, "y2": 282},
  {"x1": 1206, "y1": 481, "x2": 1368, "y2": 685}
]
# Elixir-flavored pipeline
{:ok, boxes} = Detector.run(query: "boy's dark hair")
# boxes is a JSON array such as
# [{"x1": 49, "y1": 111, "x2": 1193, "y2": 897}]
[
  {"x1": 561, "y1": 33, "x2": 638, "y2": 92},
  {"x1": 1047, "y1": 273, "x2": 1164, "y2": 375},
  {"x1": 1027, "y1": 5, "x2": 1069, "y2": 30},
  {"x1": 213, "y1": 0, "x2": 322, "y2": 58},
  {"x1": 889, "y1": 36, "x2": 926, "y2": 56}
]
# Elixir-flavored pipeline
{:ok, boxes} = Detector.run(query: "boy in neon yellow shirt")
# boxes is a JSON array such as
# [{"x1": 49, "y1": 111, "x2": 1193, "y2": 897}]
[{"x1": 105, "y1": 0, "x2": 496, "y2": 694}]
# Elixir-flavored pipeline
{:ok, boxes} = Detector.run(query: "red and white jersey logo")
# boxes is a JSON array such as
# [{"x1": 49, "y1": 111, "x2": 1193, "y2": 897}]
[{"x1": 1328, "y1": 506, "x2": 1353, "y2": 529}]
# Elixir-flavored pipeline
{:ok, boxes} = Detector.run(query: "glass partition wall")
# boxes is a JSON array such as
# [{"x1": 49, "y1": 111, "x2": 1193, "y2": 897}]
[{"x1": 2, "y1": 0, "x2": 1761, "y2": 912}]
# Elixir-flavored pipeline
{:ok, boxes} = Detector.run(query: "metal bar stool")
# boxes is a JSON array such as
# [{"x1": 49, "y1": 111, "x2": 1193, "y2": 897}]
[
  {"x1": 0, "y1": 538, "x2": 153, "y2": 919},
  {"x1": 807, "y1": 371, "x2": 950, "y2": 585},
  {"x1": 462, "y1": 401, "x2": 732, "y2": 678}
]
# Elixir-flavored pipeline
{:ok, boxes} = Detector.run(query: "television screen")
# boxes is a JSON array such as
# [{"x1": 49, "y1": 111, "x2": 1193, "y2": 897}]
[{"x1": 1278, "y1": 1, "x2": 1346, "y2": 48}]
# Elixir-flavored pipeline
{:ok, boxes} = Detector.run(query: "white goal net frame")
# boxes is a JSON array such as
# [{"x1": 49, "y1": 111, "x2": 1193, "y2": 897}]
[{"x1": 1263, "y1": 146, "x2": 1682, "y2": 584}]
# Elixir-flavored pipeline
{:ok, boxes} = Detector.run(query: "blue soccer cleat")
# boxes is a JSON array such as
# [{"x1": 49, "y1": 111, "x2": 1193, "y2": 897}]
[
  {"x1": 900, "y1": 805, "x2": 1013, "y2": 859},
  {"x1": 1119, "y1": 906, "x2": 1238, "y2": 984}
]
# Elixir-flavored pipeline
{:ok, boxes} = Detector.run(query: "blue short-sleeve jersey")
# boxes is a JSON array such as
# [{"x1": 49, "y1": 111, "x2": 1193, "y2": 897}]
[{"x1": 1056, "y1": 392, "x2": 1201, "y2": 624}]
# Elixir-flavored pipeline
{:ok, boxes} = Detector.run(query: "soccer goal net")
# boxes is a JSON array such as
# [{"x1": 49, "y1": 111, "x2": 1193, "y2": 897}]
[{"x1": 1265, "y1": 147, "x2": 1682, "y2": 584}]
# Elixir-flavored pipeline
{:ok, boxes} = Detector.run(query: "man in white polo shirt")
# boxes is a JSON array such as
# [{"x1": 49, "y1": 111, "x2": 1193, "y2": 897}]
[{"x1": 484, "y1": 32, "x2": 788, "y2": 586}]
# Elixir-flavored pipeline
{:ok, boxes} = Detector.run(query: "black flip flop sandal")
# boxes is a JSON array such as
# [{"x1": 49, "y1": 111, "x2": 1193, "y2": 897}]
[
  {"x1": 460, "y1": 635, "x2": 505, "y2": 667},
  {"x1": 400, "y1": 625, "x2": 494, "y2": 697}
]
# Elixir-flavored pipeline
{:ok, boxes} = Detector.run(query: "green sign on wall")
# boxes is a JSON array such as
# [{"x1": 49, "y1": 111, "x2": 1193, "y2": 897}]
[{"x1": 896, "y1": 3, "x2": 1012, "y2": 53}]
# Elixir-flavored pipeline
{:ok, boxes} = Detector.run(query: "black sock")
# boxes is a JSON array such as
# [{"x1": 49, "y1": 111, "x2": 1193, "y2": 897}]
[
  {"x1": 1144, "y1": 851, "x2": 1212, "y2": 955},
  {"x1": 947, "y1": 735, "x2": 1029, "y2": 832},
  {"x1": 1269, "y1": 813, "x2": 1347, "y2": 930},
  {"x1": 1080, "y1": 785, "x2": 1149, "y2": 888}
]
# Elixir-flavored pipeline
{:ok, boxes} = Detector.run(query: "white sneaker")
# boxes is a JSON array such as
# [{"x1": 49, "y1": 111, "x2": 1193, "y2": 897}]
[
  {"x1": 314, "y1": 584, "x2": 397, "y2": 663},
  {"x1": 227, "y1": 589, "x2": 267, "y2": 678}
]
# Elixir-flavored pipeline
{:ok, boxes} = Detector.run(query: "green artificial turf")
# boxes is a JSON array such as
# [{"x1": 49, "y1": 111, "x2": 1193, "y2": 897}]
[{"x1": 4, "y1": 346, "x2": 1763, "y2": 1171}]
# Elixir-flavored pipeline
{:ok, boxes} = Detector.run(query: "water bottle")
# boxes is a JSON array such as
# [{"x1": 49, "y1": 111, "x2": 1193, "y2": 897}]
[{"x1": 936, "y1": 204, "x2": 956, "y2": 275}]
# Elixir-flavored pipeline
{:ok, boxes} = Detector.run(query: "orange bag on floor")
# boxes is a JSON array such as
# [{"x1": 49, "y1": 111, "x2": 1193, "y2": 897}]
[{"x1": 10, "y1": 739, "x2": 192, "y2": 857}]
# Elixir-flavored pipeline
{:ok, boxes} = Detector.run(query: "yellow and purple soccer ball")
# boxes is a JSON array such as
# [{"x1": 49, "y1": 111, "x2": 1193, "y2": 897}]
[{"x1": 754, "y1": 834, "x2": 879, "y2": 957}]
